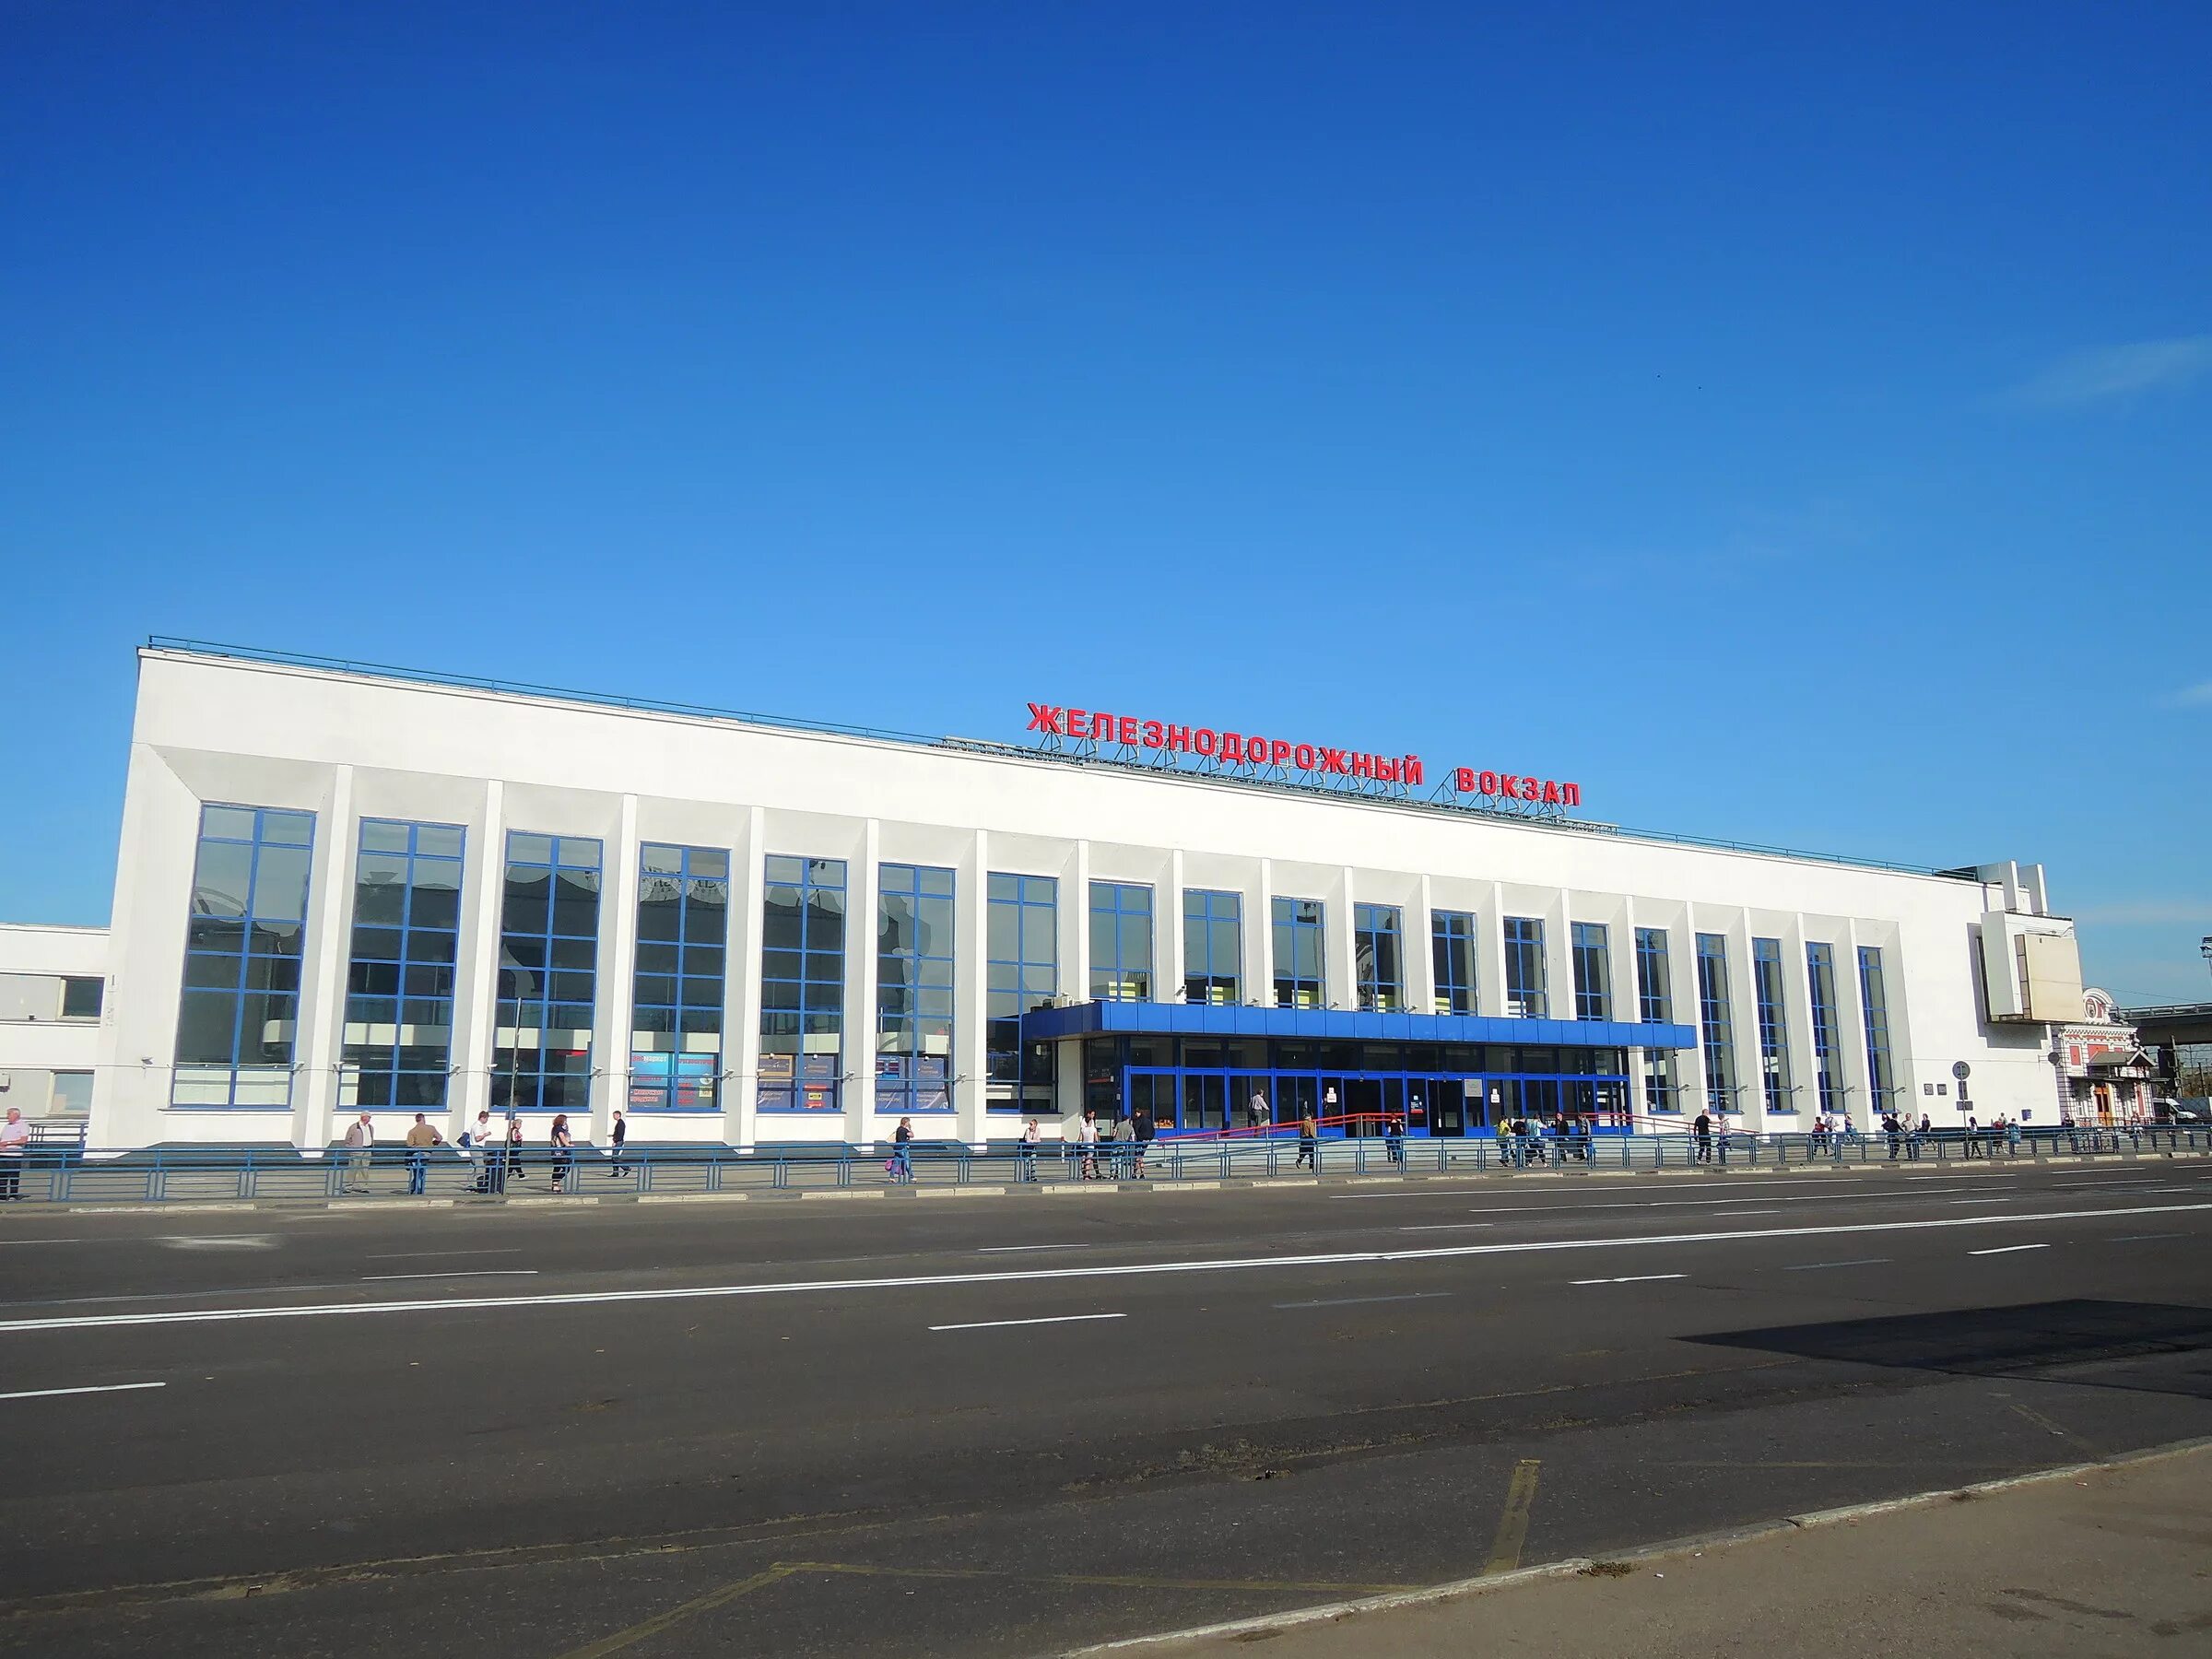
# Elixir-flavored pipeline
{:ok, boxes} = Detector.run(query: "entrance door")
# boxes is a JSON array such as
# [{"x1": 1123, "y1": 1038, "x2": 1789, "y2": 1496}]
[
  {"x1": 1275, "y1": 1074, "x2": 1319, "y2": 1132},
  {"x1": 1424, "y1": 1078, "x2": 1464, "y2": 1136},
  {"x1": 1181, "y1": 1073, "x2": 1227, "y2": 1133},
  {"x1": 1344, "y1": 1077, "x2": 1383, "y2": 1135},
  {"x1": 1232, "y1": 1073, "x2": 1272, "y2": 1134}
]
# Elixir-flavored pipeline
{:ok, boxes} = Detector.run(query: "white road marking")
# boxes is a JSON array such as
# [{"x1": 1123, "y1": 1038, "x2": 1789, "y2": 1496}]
[
  {"x1": 2108, "y1": 1233, "x2": 2183, "y2": 1242},
  {"x1": 1275, "y1": 1292, "x2": 1452, "y2": 1309},
  {"x1": 975, "y1": 1243, "x2": 1095, "y2": 1253},
  {"x1": 1969, "y1": 1244, "x2": 2050, "y2": 1256},
  {"x1": 1572, "y1": 1274, "x2": 1686, "y2": 1286},
  {"x1": 3, "y1": 1202, "x2": 2206, "y2": 1335},
  {"x1": 929, "y1": 1313, "x2": 1125, "y2": 1333},
  {"x1": 1782, "y1": 1258, "x2": 1891, "y2": 1271},
  {"x1": 1399, "y1": 1223, "x2": 1499, "y2": 1231},
  {"x1": 155, "y1": 1235, "x2": 276, "y2": 1251},
  {"x1": 1730, "y1": 1209, "x2": 1783, "y2": 1216},
  {"x1": 358, "y1": 1270, "x2": 541, "y2": 1282},
  {"x1": 363, "y1": 1249, "x2": 525, "y2": 1260},
  {"x1": 0, "y1": 1239, "x2": 83, "y2": 1247},
  {"x1": 0, "y1": 1382, "x2": 166, "y2": 1402}
]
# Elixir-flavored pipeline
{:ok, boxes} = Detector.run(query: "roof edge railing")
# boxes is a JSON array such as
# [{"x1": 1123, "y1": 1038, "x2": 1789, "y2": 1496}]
[{"x1": 142, "y1": 636, "x2": 1978, "y2": 881}]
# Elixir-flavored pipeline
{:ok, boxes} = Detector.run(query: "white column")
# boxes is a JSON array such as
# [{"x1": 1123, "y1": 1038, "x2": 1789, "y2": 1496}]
[
  {"x1": 1058, "y1": 841, "x2": 1092, "y2": 1116},
  {"x1": 1164, "y1": 849, "x2": 1186, "y2": 1001},
  {"x1": 1409, "y1": 876, "x2": 1438, "y2": 1015},
  {"x1": 725, "y1": 806, "x2": 765, "y2": 1148},
  {"x1": 593, "y1": 794, "x2": 641, "y2": 1136},
  {"x1": 955, "y1": 829, "x2": 989, "y2": 1147},
  {"x1": 1253, "y1": 859, "x2": 1275, "y2": 1006},
  {"x1": 1781, "y1": 917, "x2": 1819, "y2": 1126},
  {"x1": 851, "y1": 819, "x2": 882, "y2": 1136},
  {"x1": 452, "y1": 780, "x2": 506, "y2": 1125},
  {"x1": 1478, "y1": 882, "x2": 1507, "y2": 1018},
  {"x1": 293, "y1": 764, "x2": 354, "y2": 1147},
  {"x1": 1329, "y1": 866, "x2": 1358, "y2": 1010},
  {"x1": 1545, "y1": 889, "x2": 1574, "y2": 1022},
  {"x1": 1675, "y1": 919, "x2": 1710, "y2": 1117}
]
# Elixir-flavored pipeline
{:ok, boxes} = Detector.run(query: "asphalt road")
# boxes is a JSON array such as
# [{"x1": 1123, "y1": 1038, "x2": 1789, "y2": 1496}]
[{"x1": 1, "y1": 1159, "x2": 2208, "y2": 1657}]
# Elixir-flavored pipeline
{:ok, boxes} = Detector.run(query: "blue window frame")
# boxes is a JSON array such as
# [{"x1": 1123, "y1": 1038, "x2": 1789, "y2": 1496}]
[
  {"x1": 1272, "y1": 898, "x2": 1326, "y2": 1009},
  {"x1": 1571, "y1": 923, "x2": 1611, "y2": 1020},
  {"x1": 1751, "y1": 937, "x2": 1794, "y2": 1112},
  {"x1": 173, "y1": 804, "x2": 316, "y2": 1108},
  {"x1": 877, "y1": 863, "x2": 956, "y2": 1114},
  {"x1": 1088, "y1": 882, "x2": 1153, "y2": 1000},
  {"x1": 342, "y1": 819, "x2": 463, "y2": 1112},
  {"x1": 1858, "y1": 946, "x2": 1895, "y2": 1107},
  {"x1": 988, "y1": 873, "x2": 1057, "y2": 1110},
  {"x1": 1182, "y1": 888, "x2": 1242, "y2": 1005},
  {"x1": 1504, "y1": 916, "x2": 1547, "y2": 1018},
  {"x1": 1695, "y1": 933, "x2": 1737, "y2": 1114},
  {"x1": 494, "y1": 832, "x2": 602, "y2": 1113},
  {"x1": 1353, "y1": 902, "x2": 1402, "y2": 1011},
  {"x1": 1806, "y1": 942, "x2": 1844, "y2": 1117},
  {"x1": 1635, "y1": 926, "x2": 1675, "y2": 1114},
  {"x1": 630, "y1": 843, "x2": 729, "y2": 1112},
  {"x1": 760, "y1": 856, "x2": 846, "y2": 1112},
  {"x1": 1430, "y1": 910, "x2": 1477, "y2": 1014}
]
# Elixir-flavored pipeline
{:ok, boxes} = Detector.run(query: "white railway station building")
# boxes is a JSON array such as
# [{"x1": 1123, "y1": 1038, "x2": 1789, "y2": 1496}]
[{"x1": 6, "y1": 642, "x2": 2093, "y2": 1151}]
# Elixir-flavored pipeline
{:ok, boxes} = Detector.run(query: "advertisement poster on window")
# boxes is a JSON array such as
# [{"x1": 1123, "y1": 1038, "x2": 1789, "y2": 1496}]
[
  {"x1": 801, "y1": 1053, "x2": 839, "y2": 1111},
  {"x1": 757, "y1": 1051, "x2": 794, "y2": 1110}
]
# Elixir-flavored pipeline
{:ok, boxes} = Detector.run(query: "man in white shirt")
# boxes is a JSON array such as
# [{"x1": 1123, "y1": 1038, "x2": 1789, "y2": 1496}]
[
  {"x1": 0, "y1": 1106, "x2": 29, "y2": 1202},
  {"x1": 341, "y1": 1112, "x2": 375, "y2": 1193}
]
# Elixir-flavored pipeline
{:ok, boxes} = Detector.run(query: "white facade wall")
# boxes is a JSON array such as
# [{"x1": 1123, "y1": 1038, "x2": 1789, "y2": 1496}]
[
  {"x1": 0, "y1": 923, "x2": 108, "y2": 1124},
  {"x1": 88, "y1": 651, "x2": 2068, "y2": 1150}
]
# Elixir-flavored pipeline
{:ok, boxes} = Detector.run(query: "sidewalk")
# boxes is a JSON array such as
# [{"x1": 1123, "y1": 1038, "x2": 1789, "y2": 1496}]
[{"x1": 1088, "y1": 1441, "x2": 2212, "y2": 1658}]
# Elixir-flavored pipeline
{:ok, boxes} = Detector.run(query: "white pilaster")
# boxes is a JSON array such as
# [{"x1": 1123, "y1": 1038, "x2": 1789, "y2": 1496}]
[
  {"x1": 1165, "y1": 849, "x2": 1186, "y2": 1000},
  {"x1": 725, "y1": 806, "x2": 765, "y2": 1148},
  {"x1": 594, "y1": 794, "x2": 641, "y2": 1135},
  {"x1": 1409, "y1": 875, "x2": 1438, "y2": 1014},
  {"x1": 852, "y1": 818, "x2": 882, "y2": 1135},
  {"x1": 296, "y1": 763, "x2": 354, "y2": 1147},
  {"x1": 955, "y1": 829, "x2": 988, "y2": 1146},
  {"x1": 452, "y1": 780, "x2": 506, "y2": 1125}
]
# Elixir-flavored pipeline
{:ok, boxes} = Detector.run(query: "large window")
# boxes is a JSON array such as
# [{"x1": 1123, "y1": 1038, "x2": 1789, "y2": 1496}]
[
  {"x1": 1353, "y1": 903, "x2": 1402, "y2": 1011},
  {"x1": 759, "y1": 856, "x2": 846, "y2": 1112},
  {"x1": 1571, "y1": 923, "x2": 1611, "y2": 1020},
  {"x1": 877, "y1": 864, "x2": 955, "y2": 1114},
  {"x1": 988, "y1": 873, "x2": 1057, "y2": 1111},
  {"x1": 1858, "y1": 946, "x2": 1895, "y2": 1108},
  {"x1": 343, "y1": 819, "x2": 463, "y2": 1111},
  {"x1": 1504, "y1": 916, "x2": 1547, "y2": 1018},
  {"x1": 173, "y1": 805, "x2": 315, "y2": 1108},
  {"x1": 494, "y1": 833, "x2": 601, "y2": 1114},
  {"x1": 1806, "y1": 942, "x2": 1844, "y2": 1116},
  {"x1": 1272, "y1": 898, "x2": 1326, "y2": 1008},
  {"x1": 1088, "y1": 882, "x2": 1153, "y2": 1000},
  {"x1": 1695, "y1": 933, "x2": 1737, "y2": 1114},
  {"x1": 1635, "y1": 926, "x2": 1675, "y2": 1114},
  {"x1": 1751, "y1": 937, "x2": 1794, "y2": 1112},
  {"x1": 1430, "y1": 911, "x2": 1478, "y2": 1013},
  {"x1": 630, "y1": 843, "x2": 728, "y2": 1112},
  {"x1": 1182, "y1": 889, "x2": 1241, "y2": 1004}
]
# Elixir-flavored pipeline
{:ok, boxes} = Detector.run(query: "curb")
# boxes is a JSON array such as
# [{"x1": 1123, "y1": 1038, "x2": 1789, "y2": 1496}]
[{"x1": 1060, "y1": 1435, "x2": 2212, "y2": 1654}]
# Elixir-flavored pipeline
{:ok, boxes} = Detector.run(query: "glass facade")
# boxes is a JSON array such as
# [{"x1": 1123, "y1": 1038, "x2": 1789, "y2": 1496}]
[
  {"x1": 174, "y1": 805, "x2": 315, "y2": 1107},
  {"x1": 1182, "y1": 888, "x2": 1242, "y2": 1005},
  {"x1": 1695, "y1": 933, "x2": 1737, "y2": 1114},
  {"x1": 1271, "y1": 898, "x2": 1326, "y2": 1008},
  {"x1": 987, "y1": 873, "x2": 1057, "y2": 1111},
  {"x1": 342, "y1": 819, "x2": 463, "y2": 1111},
  {"x1": 1430, "y1": 911, "x2": 1478, "y2": 1014},
  {"x1": 877, "y1": 863, "x2": 955, "y2": 1114},
  {"x1": 759, "y1": 855, "x2": 845, "y2": 1112},
  {"x1": 1088, "y1": 881, "x2": 1153, "y2": 1000},
  {"x1": 1571, "y1": 923, "x2": 1611, "y2": 1020},
  {"x1": 494, "y1": 832, "x2": 602, "y2": 1113},
  {"x1": 1635, "y1": 926, "x2": 1675, "y2": 1114},
  {"x1": 1353, "y1": 902, "x2": 1402, "y2": 1012},
  {"x1": 629, "y1": 843, "x2": 728, "y2": 1112},
  {"x1": 1751, "y1": 936, "x2": 1794, "y2": 1112},
  {"x1": 1806, "y1": 942, "x2": 1845, "y2": 1117},
  {"x1": 1858, "y1": 946, "x2": 1895, "y2": 1108},
  {"x1": 1503, "y1": 916, "x2": 1547, "y2": 1018}
]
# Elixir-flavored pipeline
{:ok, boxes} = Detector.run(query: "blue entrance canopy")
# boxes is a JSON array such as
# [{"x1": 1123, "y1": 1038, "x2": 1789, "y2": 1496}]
[{"x1": 1020, "y1": 997, "x2": 1695, "y2": 1052}]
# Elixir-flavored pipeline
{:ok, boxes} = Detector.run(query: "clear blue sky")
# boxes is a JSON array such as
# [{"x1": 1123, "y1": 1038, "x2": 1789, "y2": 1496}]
[{"x1": 5, "y1": 3, "x2": 2207, "y2": 1002}]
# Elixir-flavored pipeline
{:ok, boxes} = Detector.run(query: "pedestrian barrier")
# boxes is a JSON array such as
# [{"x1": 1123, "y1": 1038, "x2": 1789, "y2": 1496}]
[{"x1": 0, "y1": 1122, "x2": 2205, "y2": 1206}]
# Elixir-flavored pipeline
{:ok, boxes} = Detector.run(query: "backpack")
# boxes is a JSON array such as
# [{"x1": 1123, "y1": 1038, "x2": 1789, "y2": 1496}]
[{"x1": 457, "y1": 1130, "x2": 473, "y2": 1148}]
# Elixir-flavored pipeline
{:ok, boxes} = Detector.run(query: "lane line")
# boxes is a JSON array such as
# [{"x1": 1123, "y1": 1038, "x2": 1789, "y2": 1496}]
[
  {"x1": 0, "y1": 1381, "x2": 166, "y2": 1402},
  {"x1": 0, "y1": 1238, "x2": 84, "y2": 1247},
  {"x1": 1781, "y1": 1257, "x2": 1891, "y2": 1271},
  {"x1": 1730, "y1": 1209, "x2": 1783, "y2": 1216},
  {"x1": 358, "y1": 1270, "x2": 541, "y2": 1282},
  {"x1": 1483, "y1": 1460, "x2": 1543, "y2": 1574},
  {"x1": 1571, "y1": 1274, "x2": 1687, "y2": 1286},
  {"x1": 1274, "y1": 1292, "x2": 1452, "y2": 1310},
  {"x1": 1968, "y1": 1243, "x2": 2050, "y2": 1256},
  {"x1": 3, "y1": 1202, "x2": 2205, "y2": 1335},
  {"x1": 1398, "y1": 1223, "x2": 1498, "y2": 1232},
  {"x1": 975, "y1": 1243, "x2": 1095, "y2": 1253},
  {"x1": 364, "y1": 1248, "x2": 525, "y2": 1260},
  {"x1": 2108, "y1": 1233, "x2": 2183, "y2": 1242},
  {"x1": 929, "y1": 1313, "x2": 1126, "y2": 1333}
]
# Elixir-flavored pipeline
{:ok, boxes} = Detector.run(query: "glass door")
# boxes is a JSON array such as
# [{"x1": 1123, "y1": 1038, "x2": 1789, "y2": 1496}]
[{"x1": 1181, "y1": 1073, "x2": 1228, "y2": 1133}]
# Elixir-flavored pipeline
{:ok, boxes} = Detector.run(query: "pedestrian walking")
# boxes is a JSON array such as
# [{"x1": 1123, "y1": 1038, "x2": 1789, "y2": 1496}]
[
  {"x1": 0, "y1": 1106, "x2": 28, "y2": 1201},
  {"x1": 1494, "y1": 1115, "x2": 1512, "y2": 1167},
  {"x1": 1383, "y1": 1111, "x2": 1405, "y2": 1165},
  {"x1": 403, "y1": 1112, "x2": 441, "y2": 1195},
  {"x1": 1111, "y1": 1112, "x2": 1136, "y2": 1179},
  {"x1": 607, "y1": 1108, "x2": 628, "y2": 1177},
  {"x1": 1693, "y1": 1110, "x2": 1713, "y2": 1165},
  {"x1": 1963, "y1": 1113, "x2": 1981, "y2": 1158},
  {"x1": 1296, "y1": 1109, "x2": 1319, "y2": 1171},
  {"x1": 342, "y1": 1112, "x2": 375, "y2": 1193},
  {"x1": 505, "y1": 1112, "x2": 525, "y2": 1182},
  {"x1": 1246, "y1": 1089, "x2": 1271, "y2": 1132},
  {"x1": 2006, "y1": 1115, "x2": 2022, "y2": 1157},
  {"x1": 465, "y1": 1110, "x2": 493, "y2": 1191},
  {"x1": 1018, "y1": 1118, "x2": 1041, "y2": 1181},
  {"x1": 1883, "y1": 1112, "x2": 1901, "y2": 1160},
  {"x1": 888, "y1": 1116, "x2": 913, "y2": 1182},
  {"x1": 548, "y1": 1112, "x2": 573, "y2": 1193},
  {"x1": 1131, "y1": 1104, "x2": 1156, "y2": 1178},
  {"x1": 1075, "y1": 1108, "x2": 1100, "y2": 1180}
]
